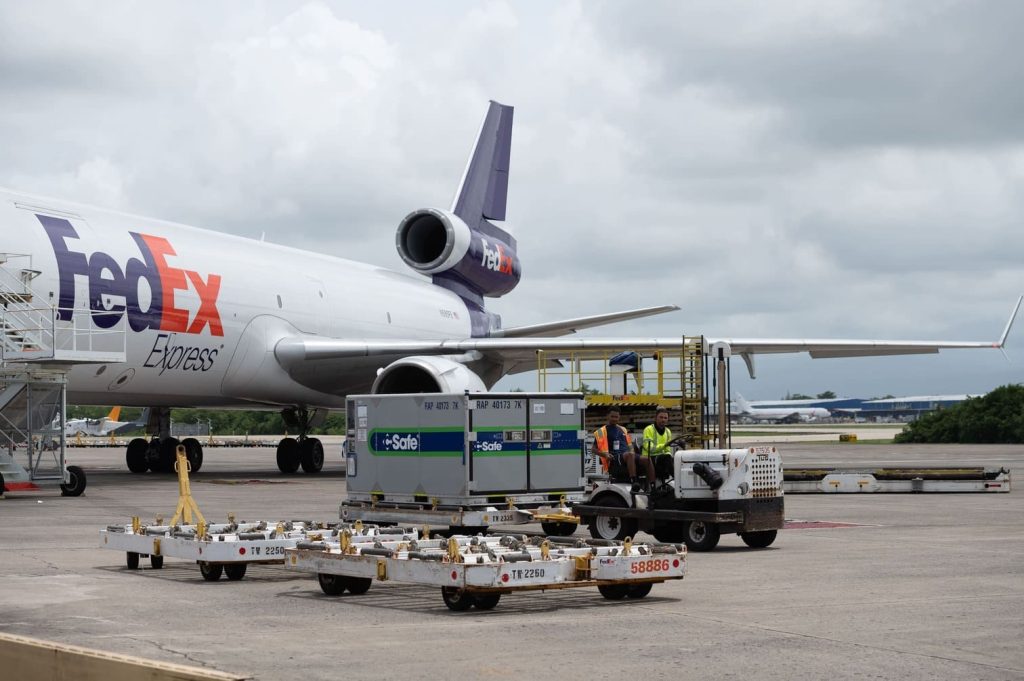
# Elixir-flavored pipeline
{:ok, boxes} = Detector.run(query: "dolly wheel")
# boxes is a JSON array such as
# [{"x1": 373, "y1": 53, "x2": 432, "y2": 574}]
[
  {"x1": 346, "y1": 577, "x2": 372, "y2": 595},
  {"x1": 441, "y1": 587, "x2": 476, "y2": 611},
  {"x1": 199, "y1": 562, "x2": 223, "y2": 582},
  {"x1": 126, "y1": 552, "x2": 140, "y2": 569},
  {"x1": 474, "y1": 593, "x2": 501, "y2": 610},
  {"x1": 150, "y1": 555, "x2": 164, "y2": 569},
  {"x1": 627, "y1": 582, "x2": 653, "y2": 599},
  {"x1": 224, "y1": 564, "x2": 247, "y2": 581},
  {"x1": 318, "y1": 573, "x2": 346, "y2": 595},
  {"x1": 597, "y1": 584, "x2": 630, "y2": 600},
  {"x1": 541, "y1": 522, "x2": 577, "y2": 537}
]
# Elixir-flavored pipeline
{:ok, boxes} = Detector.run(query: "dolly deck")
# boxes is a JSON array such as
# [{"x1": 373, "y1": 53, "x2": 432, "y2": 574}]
[{"x1": 287, "y1": 530, "x2": 685, "y2": 610}]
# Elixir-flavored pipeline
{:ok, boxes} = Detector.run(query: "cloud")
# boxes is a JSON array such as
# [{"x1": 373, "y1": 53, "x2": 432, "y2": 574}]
[{"x1": 0, "y1": 1, "x2": 1020, "y2": 400}]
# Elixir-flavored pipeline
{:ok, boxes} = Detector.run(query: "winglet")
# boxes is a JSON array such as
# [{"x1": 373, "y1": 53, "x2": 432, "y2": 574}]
[{"x1": 996, "y1": 295, "x2": 1022, "y2": 348}]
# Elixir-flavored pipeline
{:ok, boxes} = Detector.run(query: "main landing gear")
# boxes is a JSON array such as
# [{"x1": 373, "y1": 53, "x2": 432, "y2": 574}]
[
  {"x1": 276, "y1": 407, "x2": 325, "y2": 475},
  {"x1": 124, "y1": 408, "x2": 203, "y2": 474}
]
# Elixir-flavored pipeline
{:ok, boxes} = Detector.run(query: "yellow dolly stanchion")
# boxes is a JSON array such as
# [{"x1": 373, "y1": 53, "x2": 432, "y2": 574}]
[{"x1": 169, "y1": 445, "x2": 207, "y2": 537}]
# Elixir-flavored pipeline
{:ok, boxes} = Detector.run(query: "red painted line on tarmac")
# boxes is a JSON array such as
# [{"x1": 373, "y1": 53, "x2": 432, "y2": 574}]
[{"x1": 784, "y1": 520, "x2": 868, "y2": 530}]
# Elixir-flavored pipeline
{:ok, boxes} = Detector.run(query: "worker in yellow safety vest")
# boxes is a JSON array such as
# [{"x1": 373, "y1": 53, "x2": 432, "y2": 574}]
[
  {"x1": 640, "y1": 407, "x2": 672, "y2": 485},
  {"x1": 591, "y1": 408, "x2": 641, "y2": 485}
]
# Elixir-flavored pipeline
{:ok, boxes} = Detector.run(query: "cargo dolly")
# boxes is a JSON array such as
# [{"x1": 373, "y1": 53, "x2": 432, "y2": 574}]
[
  {"x1": 99, "y1": 445, "x2": 409, "y2": 581},
  {"x1": 783, "y1": 466, "x2": 1011, "y2": 493},
  {"x1": 339, "y1": 496, "x2": 582, "y2": 536},
  {"x1": 286, "y1": 529, "x2": 686, "y2": 611}
]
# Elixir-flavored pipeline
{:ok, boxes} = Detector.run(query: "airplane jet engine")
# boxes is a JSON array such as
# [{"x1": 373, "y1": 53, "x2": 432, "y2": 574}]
[
  {"x1": 395, "y1": 208, "x2": 521, "y2": 297},
  {"x1": 371, "y1": 356, "x2": 486, "y2": 394}
]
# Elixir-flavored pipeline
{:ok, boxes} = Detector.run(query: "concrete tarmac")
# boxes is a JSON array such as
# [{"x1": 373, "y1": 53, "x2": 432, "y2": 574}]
[{"x1": 0, "y1": 442, "x2": 1021, "y2": 680}]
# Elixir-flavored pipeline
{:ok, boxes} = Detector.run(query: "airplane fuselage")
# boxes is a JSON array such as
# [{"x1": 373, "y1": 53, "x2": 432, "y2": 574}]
[{"x1": 3, "y1": 188, "x2": 473, "y2": 409}]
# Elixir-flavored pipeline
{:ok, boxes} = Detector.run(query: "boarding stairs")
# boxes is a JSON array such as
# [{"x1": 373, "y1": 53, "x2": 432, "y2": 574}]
[{"x1": 0, "y1": 253, "x2": 125, "y2": 494}]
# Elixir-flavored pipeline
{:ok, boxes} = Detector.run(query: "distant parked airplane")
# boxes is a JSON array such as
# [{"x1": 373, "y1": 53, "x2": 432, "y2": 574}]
[
  {"x1": 734, "y1": 395, "x2": 831, "y2": 423},
  {"x1": 64, "y1": 407, "x2": 147, "y2": 436}
]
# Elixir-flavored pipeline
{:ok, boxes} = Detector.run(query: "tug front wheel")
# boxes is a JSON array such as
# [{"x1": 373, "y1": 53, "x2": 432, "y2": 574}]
[
  {"x1": 684, "y1": 521, "x2": 721, "y2": 552},
  {"x1": 740, "y1": 530, "x2": 778, "y2": 548},
  {"x1": 587, "y1": 494, "x2": 636, "y2": 542}
]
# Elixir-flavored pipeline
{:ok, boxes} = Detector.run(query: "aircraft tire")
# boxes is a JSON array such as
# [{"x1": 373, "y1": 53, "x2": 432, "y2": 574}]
[
  {"x1": 182, "y1": 438, "x2": 204, "y2": 473},
  {"x1": 276, "y1": 438, "x2": 300, "y2": 474},
  {"x1": 158, "y1": 438, "x2": 180, "y2": 473},
  {"x1": 299, "y1": 438, "x2": 324, "y2": 474},
  {"x1": 126, "y1": 438, "x2": 149, "y2": 473},
  {"x1": 60, "y1": 465, "x2": 87, "y2": 497}
]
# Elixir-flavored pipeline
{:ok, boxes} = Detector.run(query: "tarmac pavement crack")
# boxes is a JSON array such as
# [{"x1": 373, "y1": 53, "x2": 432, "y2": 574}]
[
  {"x1": 119, "y1": 636, "x2": 218, "y2": 670},
  {"x1": 649, "y1": 607, "x2": 1024, "y2": 675}
]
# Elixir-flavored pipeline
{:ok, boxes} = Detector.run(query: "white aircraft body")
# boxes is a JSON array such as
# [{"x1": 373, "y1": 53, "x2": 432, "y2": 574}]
[
  {"x1": 0, "y1": 101, "x2": 1018, "y2": 475},
  {"x1": 734, "y1": 395, "x2": 831, "y2": 423}
]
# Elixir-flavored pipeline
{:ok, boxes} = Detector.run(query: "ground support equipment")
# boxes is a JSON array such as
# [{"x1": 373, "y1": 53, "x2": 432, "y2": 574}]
[
  {"x1": 286, "y1": 530, "x2": 686, "y2": 611},
  {"x1": 100, "y1": 519, "x2": 415, "y2": 581},
  {"x1": 339, "y1": 498, "x2": 581, "y2": 536},
  {"x1": 783, "y1": 466, "x2": 1011, "y2": 493}
]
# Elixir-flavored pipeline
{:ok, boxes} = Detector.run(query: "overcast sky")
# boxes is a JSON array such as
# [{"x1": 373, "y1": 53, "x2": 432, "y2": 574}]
[{"x1": 2, "y1": 1, "x2": 1022, "y2": 400}]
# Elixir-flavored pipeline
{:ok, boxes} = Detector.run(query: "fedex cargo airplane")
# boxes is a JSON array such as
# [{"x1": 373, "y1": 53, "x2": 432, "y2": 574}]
[{"x1": 1, "y1": 101, "x2": 1018, "y2": 476}]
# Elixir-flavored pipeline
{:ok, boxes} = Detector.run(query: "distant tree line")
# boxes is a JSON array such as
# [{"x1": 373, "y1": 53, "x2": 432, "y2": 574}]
[
  {"x1": 895, "y1": 384, "x2": 1024, "y2": 443},
  {"x1": 66, "y1": 406, "x2": 347, "y2": 435}
]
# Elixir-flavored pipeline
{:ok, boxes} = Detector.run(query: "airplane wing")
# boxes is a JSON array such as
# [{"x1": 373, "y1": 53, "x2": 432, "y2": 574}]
[
  {"x1": 493, "y1": 305, "x2": 679, "y2": 338},
  {"x1": 276, "y1": 296, "x2": 1021, "y2": 379}
]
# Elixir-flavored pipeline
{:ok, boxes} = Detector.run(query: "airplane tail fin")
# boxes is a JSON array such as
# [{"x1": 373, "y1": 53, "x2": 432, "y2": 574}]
[
  {"x1": 452, "y1": 100, "x2": 514, "y2": 228},
  {"x1": 734, "y1": 394, "x2": 752, "y2": 412},
  {"x1": 395, "y1": 101, "x2": 519, "y2": 335},
  {"x1": 107, "y1": 406, "x2": 121, "y2": 422}
]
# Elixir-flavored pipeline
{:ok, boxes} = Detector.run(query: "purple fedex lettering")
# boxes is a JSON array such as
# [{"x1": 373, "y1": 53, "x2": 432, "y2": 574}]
[{"x1": 38, "y1": 215, "x2": 89, "y2": 323}]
